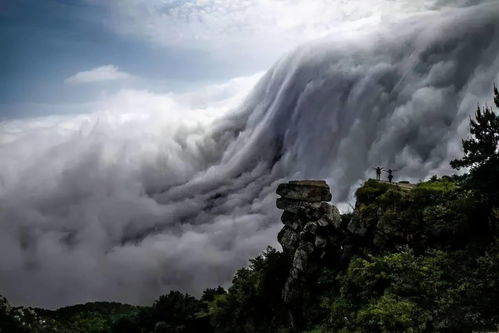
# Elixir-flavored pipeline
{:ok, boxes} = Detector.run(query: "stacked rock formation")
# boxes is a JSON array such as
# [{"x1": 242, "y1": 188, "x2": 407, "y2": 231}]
[{"x1": 276, "y1": 180, "x2": 342, "y2": 304}]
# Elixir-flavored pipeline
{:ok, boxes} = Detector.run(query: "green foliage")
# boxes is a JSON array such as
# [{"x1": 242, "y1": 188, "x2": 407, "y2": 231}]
[
  {"x1": 208, "y1": 247, "x2": 290, "y2": 333},
  {"x1": 6, "y1": 91, "x2": 499, "y2": 333},
  {"x1": 36, "y1": 302, "x2": 139, "y2": 333},
  {"x1": 302, "y1": 329, "x2": 326, "y2": 333},
  {"x1": 450, "y1": 102, "x2": 499, "y2": 171},
  {"x1": 152, "y1": 291, "x2": 201, "y2": 325},
  {"x1": 131, "y1": 291, "x2": 211, "y2": 333},
  {"x1": 451, "y1": 87, "x2": 499, "y2": 202},
  {"x1": 355, "y1": 294, "x2": 417, "y2": 332},
  {"x1": 0, "y1": 308, "x2": 31, "y2": 333},
  {"x1": 355, "y1": 179, "x2": 392, "y2": 206},
  {"x1": 350, "y1": 177, "x2": 478, "y2": 253},
  {"x1": 326, "y1": 249, "x2": 499, "y2": 332},
  {"x1": 201, "y1": 287, "x2": 226, "y2": 304},
  {"x1": 416, "y1": 177, "x2": 458, "y2": 192},
  {"x1": 8, "y1": 167, "x2": 499, "y2": 333},
  {"x1": 110, "y1": 317, "x2": 141, "y2": 333}
]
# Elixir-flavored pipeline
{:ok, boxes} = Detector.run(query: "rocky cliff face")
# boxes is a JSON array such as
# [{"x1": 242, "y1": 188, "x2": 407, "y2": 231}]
[{"x1": 275, "y1": 180, "x2": 342, "y2": 306}]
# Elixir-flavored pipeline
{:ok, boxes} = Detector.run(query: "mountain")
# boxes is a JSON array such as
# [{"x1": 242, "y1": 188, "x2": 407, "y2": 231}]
[
  {"x1": 1, "y1": 2, "x2": 499, "y2": 308},
  {"x1": 3, "y1": 172, "x2": 499, "y2": 332}
]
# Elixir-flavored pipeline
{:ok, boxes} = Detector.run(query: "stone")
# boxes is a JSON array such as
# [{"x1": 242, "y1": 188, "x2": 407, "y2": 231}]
[
  {"x1": 315, "y1": 236, "x2": 327, "y2": 248},
  {"x1": 298, "y1": 240, "x2": 315, "y2": 254},
  {"x1": 290, "y1": 267, "x2": 301, "y2": 280},
  {"x1": 282, "y1": 280, "x2": 293, "y2": 303},
  {"x1": 275, "y1": 179, "x2": 346, "y2": 317},
  {"x1": 289, "y1": 180, "x2": 329, "y2": 187},
  {"x1": 292, "y1": 249, "x2": 309, "y2": 272},
  {"x1": 283, "y1": 277, "x2": 299, "y2": 303},
  {"x1": 322, "y1": 203, "x2": 342, "y2": 228},
  {"x1": 280, "y1": 211, "x2": 302, "y2": 230},
  {"x1": 276, "y1": 198, "x2": 322, "y2": 211},
  {"x1": 303, "y1": 222, "x2": 318, "y2": 234},
  {"x1": 299, "y1": 230, "x2": 316, "y2": 243},
  {"x1": 327, "y1": 234, "x2": 341, "y2": 246},
  {"x1": 317, "y1": 217, "x2": 329, "y2": 227},
  {"x1": 277, "y1": 180, "x2": 332, "y2": 202},
  {"x1": 347, "y1": 216, "x2": 369, "y2": 236},
  {"x1": 278, "y1": 226, "x2": 299, "y2": 251},
  {"x1": 276, "y1": 198, "x2": 326, "y2": 220}
]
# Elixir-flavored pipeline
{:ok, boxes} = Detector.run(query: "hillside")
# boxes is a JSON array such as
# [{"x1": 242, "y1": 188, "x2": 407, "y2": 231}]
[{"x1": 2, "y1": 174, "x2": 499, "y2": 333}]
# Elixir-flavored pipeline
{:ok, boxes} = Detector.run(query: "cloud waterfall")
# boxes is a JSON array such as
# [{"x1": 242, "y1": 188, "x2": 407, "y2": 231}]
[{"x1": 1, "y1": 3, "x2": 499, "y2": 308}]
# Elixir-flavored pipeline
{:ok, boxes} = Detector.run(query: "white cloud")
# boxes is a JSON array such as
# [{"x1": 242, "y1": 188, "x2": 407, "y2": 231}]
[
  {"x1": 65, "y1": 65, "x2": 132, "y2": 85},
  {"x1": 1, "y1": 2, "x2": 499, "y2": 308},
  {"x1": 96, "y1": 0, "x2": 495, "y2": 70}
]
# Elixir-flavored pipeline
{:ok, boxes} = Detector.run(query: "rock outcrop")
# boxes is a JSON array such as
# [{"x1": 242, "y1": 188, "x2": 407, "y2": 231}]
[{"x1": 276, "y1": 180, "x2": 341, "y2": 306}]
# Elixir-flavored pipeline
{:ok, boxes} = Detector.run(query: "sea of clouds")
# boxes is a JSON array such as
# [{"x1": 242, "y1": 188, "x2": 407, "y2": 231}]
[{"x1": 1, "y1": 2, "x2": 499, "y2": 308}]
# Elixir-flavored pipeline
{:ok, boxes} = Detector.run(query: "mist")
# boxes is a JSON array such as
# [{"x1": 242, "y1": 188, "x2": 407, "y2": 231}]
[{"x1": 1, "y1": 2, "x2": 499, "y2": 308}]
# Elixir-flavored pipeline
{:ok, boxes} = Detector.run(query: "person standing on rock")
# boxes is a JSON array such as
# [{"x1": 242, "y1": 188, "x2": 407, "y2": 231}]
[
  {"x1": 374, "y1": 166, "x2": 384, "y2": 181},
  {"x1": 385, "y1": 169, "x2": 397, "y2": 183}
]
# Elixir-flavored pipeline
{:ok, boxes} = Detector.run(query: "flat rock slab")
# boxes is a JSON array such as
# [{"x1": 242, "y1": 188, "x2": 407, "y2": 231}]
[
  {"x1": 277, "y1": 180, "x2": 332, "y2": 202},
  {"x1": 288, "y1": 180, "x2": 329, "y2": 187},
  {"x1": 276, "y1": 198, "x2": 323, "y2": 210}
]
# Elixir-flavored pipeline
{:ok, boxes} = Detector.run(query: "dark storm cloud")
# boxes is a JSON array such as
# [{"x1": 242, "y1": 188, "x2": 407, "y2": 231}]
[{"x1": 1, "y1": 2, "x2": 499, "y2": 308}]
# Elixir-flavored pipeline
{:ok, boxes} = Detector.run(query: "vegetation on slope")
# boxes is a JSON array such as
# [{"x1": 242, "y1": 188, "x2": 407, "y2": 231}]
[{"x1": 1, "y1": 88, "x2": 499, "y2": 333}]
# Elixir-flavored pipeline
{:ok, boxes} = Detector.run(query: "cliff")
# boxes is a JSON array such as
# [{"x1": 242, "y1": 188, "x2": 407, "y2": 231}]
[{"x1": 272, "y1": 177, "x2": 498, "y2": 332}]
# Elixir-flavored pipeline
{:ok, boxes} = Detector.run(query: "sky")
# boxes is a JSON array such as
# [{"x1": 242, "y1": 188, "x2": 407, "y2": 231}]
[
  {"x1": 0, "y1": 0, "x2": 489, "y2": 118},
  {"x1": 0, "y1": 0, "x2": 235, "y2": 117},
  {"x1": 1, "y1": 0, "x2": 499, "y2": 308}
]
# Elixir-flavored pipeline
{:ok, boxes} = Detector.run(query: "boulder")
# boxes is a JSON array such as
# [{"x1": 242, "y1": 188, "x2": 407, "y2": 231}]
[
  {"x1": 280, "y1": 211, "x2": 302, "y2": 230},
  {"x1": 277, "y1": 180, "x2": 332, "y2": 202},
  {"x1": 315, "y1": 236, "x2": 327, "y2": 249},
  {"x1": 347, "y1": 215, "x2": 369, "y2": 236},
  {"x1": 317, "y1": 217, "x2": 329, "y2": 227},
  {"x1": 292, "y1": 249, "x2": 309, "y2": 272},
  {"x1": 298, "y1": 240, "x2": 315, "y2": 254},
  {"x1": 322, "y1": 203, "x2": 342, "y2": 227},
  {"x1": 276, "y1": 179, "x2": 345, "y2": 320},
  {"x1": 278, "y1": 227, "x2": 299, "y2": 252},
  {"x1": 276, "y1": 198, "x2": 328, "y2": 220},
  {"x1": 276, "y1": 198, "x2": 322, "y2": 211},
  {"x1": 303, "y1": 222, "x2": 318, "y2": 234}
]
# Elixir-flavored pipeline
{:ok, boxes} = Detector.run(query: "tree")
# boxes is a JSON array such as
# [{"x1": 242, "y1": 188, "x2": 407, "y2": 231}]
[
  {"x1": 201, "y1": 287, "x2": 226, "y2": 303},
  {"x1": 451, "y1": 86, "x2": 499, "y2": 202},
  {"x1": 111, "y1": 317, "x2": 141, "y2": 333},
  {"x1": 208, "y1": 247, "x2": 290, "y2": 333},
  {"x1": 150, "y1": 291, "x2": 207, "y2": 333}
]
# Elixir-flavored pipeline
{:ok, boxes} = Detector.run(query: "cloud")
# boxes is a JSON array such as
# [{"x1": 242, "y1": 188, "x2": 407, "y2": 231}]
[
  {"x1": 1, "y1": 2, "x2": 499, "y2": 309},
  {"x1": 65, "y1": 65, "x2": 132, "y2": 85},
  {"x1": 95, "y1": 0, "x2": 496, "y2": 69}
]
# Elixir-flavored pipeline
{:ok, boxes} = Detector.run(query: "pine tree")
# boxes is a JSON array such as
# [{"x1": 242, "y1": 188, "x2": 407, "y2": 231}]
[{"x1": 451, "y1": 86, "x2": 499, "y2": 202}]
